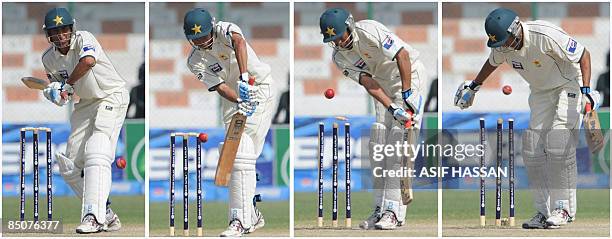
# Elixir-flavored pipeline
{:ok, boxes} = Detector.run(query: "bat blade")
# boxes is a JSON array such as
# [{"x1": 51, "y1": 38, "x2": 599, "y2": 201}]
[
  {"x1": 215, "y1": 79, "x2": 255, "y2": 186},
  {"x1": 401, "y1": 111, "x2": 415, "y2": 205},
  {"x1": 214, "y1": 113, "x2": 247, "y2": 186},
  {"x1": 21, "y1": 77, "x2": 49, "y2": 90},
  {"x1": 584, "y1": 104, "x2": 604, "y2": 154}
]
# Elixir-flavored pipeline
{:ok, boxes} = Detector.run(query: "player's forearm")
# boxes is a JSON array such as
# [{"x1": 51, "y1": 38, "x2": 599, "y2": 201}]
[
  {"x1": 216, "y1": 83, "x2": 239, "y2": 103},
  {"x1": 361, "y1": 74, "x2": 392, "y2": 108},
  {"x1": 232, "y1": 33, "x2": 248, "y2": 75},
  {"x1": 473, "y1": 61, "x2": 497, "y2": 85},
  {"x1": 580, "y1": 49, "x2": 591, "y2": 87},
  {"x1": 67, "y1": 56, "x2": 96, "y2": 85},
  {"x1": 396, "y1": 48, "x2": 412, "y2": 91}
]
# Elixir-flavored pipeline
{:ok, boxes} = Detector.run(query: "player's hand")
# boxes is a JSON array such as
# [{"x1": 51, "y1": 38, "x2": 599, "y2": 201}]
[
  {"x1": 454, "y1": 80, "x2": 481, "y2": 109},
  {"x1": 401, "y1": 88, "x2": 422, "y2": 115},
  {"x1": 60, "y1": 83, "x2": 74, "y2": 101},
  {"x1": 388, "y1": 103, "x2": 413, "y2": 124},
  {"x1": 43, "y1": 82, "x2": 67, "y2": 106},
  {"x1": 237, "y1": 98, "x2": 258, "y2": 116},
  {"x1": 238, "y1": 74, "x2": 258, "y2": 103},
  {"x1": 581, "y1": 87, "x2": 601, "y2": 112}
]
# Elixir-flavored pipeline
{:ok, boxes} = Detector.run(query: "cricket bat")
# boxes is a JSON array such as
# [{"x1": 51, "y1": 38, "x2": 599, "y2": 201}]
[
  {"x1": 214, "y1": 77, "x2": 255, "y2": 186},
  {"x1": 21, "y1": 76, "x2": 49, "y2": 90},
  {"x1": 401, "y1": 112, "x2": 415, "y2": 205},
  {"x1": 583, "y1": 103, "x2": 604, "y2": 154}
]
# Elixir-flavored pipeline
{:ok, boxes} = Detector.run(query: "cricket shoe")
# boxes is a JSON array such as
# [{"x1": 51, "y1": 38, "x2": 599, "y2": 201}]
[
  {"x1": 76, "y1": 214, "x2": 104, "y2": 234},
  {"x1": 546, "y1": 208, "x2": 570, "y2": 229},
  {"x1": 522, "y1": 212, "x2": 547, "y2": 229},
  {"x1": 104, "y1": 207, "x2": 122, "y2": 232},
  {"x1": 374, "y1": 211, "x2": 398, "y2": 230},
  {"x1": 246, "y1": 206, "x2": 265, "y2": 233},
  {"x1": 359, "y1": 206, "x2": 381, "y2": 230},
  {"x1": 220, "y1": 219, "x2": 246, "y2": 237},
  {"x1": 397, "y1": 219, "x2": 406, "y2": 227}
]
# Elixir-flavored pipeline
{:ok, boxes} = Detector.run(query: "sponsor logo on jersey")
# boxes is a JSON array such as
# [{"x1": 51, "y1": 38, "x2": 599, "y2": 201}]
[
  {"x1": 383, "y1": 35, "x2": 394, "y2": 50},
  {"x1": 567, "y1": 39, "x2": 577, "y2": 53},
  {"x1": 83, "y1": 45, "x2": 95, "y2": 52},
  {"x1": 208, "y1": 63, "x2": 223, "y2": 73},
  {"x1": 511, "y1": 60, "x2": 524, "y2": 70},
  {"x1": 354, "y1": 58, "x2": 366, "y2": 69},
  {"x1": 533, "y1": 60, "x2": 541, "y2": 67},
  {"x1": 59, "y1": 70, "x2": 69, "y2": 80}
]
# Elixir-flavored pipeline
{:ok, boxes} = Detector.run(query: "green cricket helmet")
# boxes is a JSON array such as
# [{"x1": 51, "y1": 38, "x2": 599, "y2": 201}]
[
  {"x1": 319, "y1": 8, "x2": 352, "y2": 43},
  {"x1": 184, "y1": 8, "x2": 214, "y2": 39},
  {"x1": 485, "y1": 8, "x2": 520, "y2": 48},
  {"x1": 43, "y1": 7, "x2": 75, "y2": 49}
]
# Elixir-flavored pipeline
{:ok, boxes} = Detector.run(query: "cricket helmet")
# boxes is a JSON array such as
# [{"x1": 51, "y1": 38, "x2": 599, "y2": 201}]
[
  {"x1": 319, "y1": 8, "x2": 353, "y2": 43},
  {"x1": 43, "y1": 7, "x2": 74, "y2": 31},
  {"x1": 484, "y1": 8, "x2": 520, "y2": 48},
  {"x1": 43, "y1": 7, "x2": 76, "y2": 49},
  {"x1": 183, "y1": 8, "x2": 215, "y2": 40}
]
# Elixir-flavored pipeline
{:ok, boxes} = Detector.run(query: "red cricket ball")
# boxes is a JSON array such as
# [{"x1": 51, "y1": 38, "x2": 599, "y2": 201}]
[
  {"x1": 324, "y1": 88, "x2": 335, "y2": 99},
  {"x1": 502, "y1": 85, "x2": 513, "y2": 95},
  {"x1": 198, "y1": 133, "x2": 208, "y2": 143},
  {"x1": 116, "y1": 157, "x2": 126, "y2": 169}
]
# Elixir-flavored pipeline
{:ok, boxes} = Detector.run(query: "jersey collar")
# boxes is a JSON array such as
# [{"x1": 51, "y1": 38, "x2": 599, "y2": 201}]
[{"x1": 520, "y1": 23, "x2": 530, "y2": 51}]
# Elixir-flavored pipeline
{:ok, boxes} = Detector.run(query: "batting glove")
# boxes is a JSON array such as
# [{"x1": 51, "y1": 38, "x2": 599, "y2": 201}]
[
  {"x1": 401, "y1": 88, "x2": 422, "y2": 115},
  {"x1": 61, "y1": 83, "x2": 74, "y2": 100},
  {"x1": 237, "y1": 98, "x2": 258, "y2": 117},
  {"x1": 238, "y1": 73, "x2": 258, "y2": 103},
  {"x1": 581, "y1": 87, "x2": 601, "y2": 112},
  {"x1": 388, "y1": 103, "x2": 413, "y2": 124},
  {"x1": 43, "y1": 82, "x2": 68, "y2": 106},
  {"x1": 454, "y1": 80, "x2": 481, "y2": 109}
]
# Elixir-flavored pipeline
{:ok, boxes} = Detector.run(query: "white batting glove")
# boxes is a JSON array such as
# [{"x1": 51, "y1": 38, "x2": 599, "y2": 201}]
[
  {"x1": 237, "y1": 98, "x2": 258, "y2": 117},
  {"x1": 454, "y1": 81, "x2": 481, "y2": 109},
  {"x1": 60, "y1": 83, "x2": 74, "y2": 101},
  {"x1": 238, "y1": 73, "x2": 258, "y2": 104},
  {"x1": 43, "y1": 82, "x2": 67, "y2": 106},
  {"x1": 581, "y1": 87, "x2": 601, "y2": 112},
  {"x1": 401, "y1": 88, "x2": 422, "y2": 115},
  {"x1": 387, "y1": 103, "x2": 413, "y2": 124}
]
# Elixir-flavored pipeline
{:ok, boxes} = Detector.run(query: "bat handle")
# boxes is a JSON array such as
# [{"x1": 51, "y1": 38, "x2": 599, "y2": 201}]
[
  {"x1": 404, "y1": 110, "x2": 414, "y2": 129},
  {"x1": 248, "y1": 76, "x2": 255, "y2": 86},
  {"x1": 585, "y1": 103, "x2": 592, "y2": 113}
]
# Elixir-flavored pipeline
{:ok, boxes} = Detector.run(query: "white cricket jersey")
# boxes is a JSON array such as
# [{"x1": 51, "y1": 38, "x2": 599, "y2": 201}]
[
  {"x1": 488, "y1": 21, "x2": 586, "y2": 91},
  {"x1": 42, "y1": 30, "x2": 126, "y2": 100},
  {"x1": 332, "y1": 20, "x2": 420, "y2": 95},
  {"x1": 187, "y1": 21, "x2": 272, "y2": 92}
]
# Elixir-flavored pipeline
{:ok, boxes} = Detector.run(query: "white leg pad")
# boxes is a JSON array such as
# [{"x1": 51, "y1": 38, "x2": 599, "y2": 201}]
[
  {"x1": 82, "y1": 133, "x2": 113, "y2": 224},
  {"x1": 382, "y1": 199, "x2": 401, "y2": 217},
  {"x1": 522, "y1": 129, "x2": 551, "y2": 217},
  {"x1": 369, "y1": 123, "x2": 387, "y2": 208},
  {"x1": 380, "y1": 126, "x2": 403, "y2": 206},
  {"x1": 397, "y1": 205, "x2": 407, "y2": 223},
  {"x1": 218, "y1": 142, "x2": 224, "y2": 155},
  {"x1": 228, "y1": 134, "x2": 258, "y2": 229},
  {"x1": 56, "y1": 152, "x2": 84, "y2": 200},
  {"x1": 546, "y1": 129, "x2": 578, "y2": 216}
]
